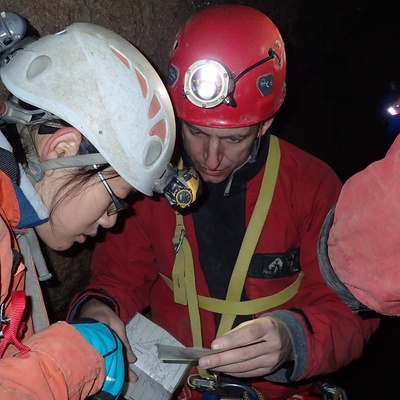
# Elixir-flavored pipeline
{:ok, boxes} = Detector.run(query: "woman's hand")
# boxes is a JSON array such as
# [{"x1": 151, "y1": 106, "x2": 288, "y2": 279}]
[
  {"x1": 79, "y1": 298, "x2": 138, "y2": 382},
  {"x1": 198, "y1": 316, "x2": 293, "y2": 378}
]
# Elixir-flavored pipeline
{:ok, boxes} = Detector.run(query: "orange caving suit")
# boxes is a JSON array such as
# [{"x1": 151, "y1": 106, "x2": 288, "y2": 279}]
[{"x1": 0, "y1": 165, "x2": 105, "y2": 398}]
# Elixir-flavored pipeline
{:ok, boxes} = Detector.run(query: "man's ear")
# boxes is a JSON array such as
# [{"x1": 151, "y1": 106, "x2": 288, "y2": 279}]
[
  {"x1": 41, "y1": 127, "x2": 83, "y2": 161},
  {"x1": 259, "y1": 117, "x2": 275, "y2": 137}
]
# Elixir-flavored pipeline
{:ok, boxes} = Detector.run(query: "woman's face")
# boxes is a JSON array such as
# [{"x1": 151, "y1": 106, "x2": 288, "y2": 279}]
[{"x1": 35, "y1": 167, "x2": 133, "y2": 251}]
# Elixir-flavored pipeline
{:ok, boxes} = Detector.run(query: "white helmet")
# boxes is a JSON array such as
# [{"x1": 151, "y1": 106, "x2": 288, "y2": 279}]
[{"x1": 0, "y1": 22, "x2": 175, "y2": 195}]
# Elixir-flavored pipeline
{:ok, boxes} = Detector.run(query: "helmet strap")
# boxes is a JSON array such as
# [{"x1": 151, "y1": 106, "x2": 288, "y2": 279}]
[
  {"x1": 248, "y1": 135, "x2": 262, "y2": 164},
  {"x1": 223, "y1": 132, "x2": 266, "y2": 197},
  {"x1": 15, "y1": 120, "x2": 107, "y2": 184},
  {"x1": 26, "y1": 153, "x2": 107, "y2": 184}
]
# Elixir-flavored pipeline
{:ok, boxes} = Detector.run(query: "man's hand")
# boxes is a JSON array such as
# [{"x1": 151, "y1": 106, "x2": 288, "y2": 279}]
[
  {"x1": 79, "y1": 299, "x2": 137, "y2": 382},
  {"x1": 198, "y1": 316, "x2": 293, "y2": 378}
]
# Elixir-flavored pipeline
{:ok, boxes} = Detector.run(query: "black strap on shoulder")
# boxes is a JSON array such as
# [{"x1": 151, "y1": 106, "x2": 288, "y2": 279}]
[{"x1": 0, "y1": 147, "x2": 19, "y2": 183}]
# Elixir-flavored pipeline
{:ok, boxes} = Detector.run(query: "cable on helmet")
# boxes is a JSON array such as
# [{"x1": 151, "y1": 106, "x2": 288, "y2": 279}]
[{"x1": 183, "y1": 49, "x2": 280, "y2": 110}]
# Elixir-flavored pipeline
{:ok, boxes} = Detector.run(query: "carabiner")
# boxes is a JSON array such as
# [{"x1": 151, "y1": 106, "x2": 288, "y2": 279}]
[{"x1": 187, "y1": 374, "x2": 218, "y2": 391}]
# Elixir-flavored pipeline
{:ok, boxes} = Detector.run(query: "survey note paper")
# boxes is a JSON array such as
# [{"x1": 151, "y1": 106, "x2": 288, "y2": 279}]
[
  {"x1": 158, "y1": 338, "x2": 265, "y2": 362},
  {"x1": 157, "y1": 343, "x2": 223, "y2": 362}
]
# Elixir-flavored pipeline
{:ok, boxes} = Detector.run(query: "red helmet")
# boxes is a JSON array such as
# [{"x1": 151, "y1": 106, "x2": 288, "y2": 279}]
[{"x1": 167, "y1": 5, "x2": 286, "y2": 128}]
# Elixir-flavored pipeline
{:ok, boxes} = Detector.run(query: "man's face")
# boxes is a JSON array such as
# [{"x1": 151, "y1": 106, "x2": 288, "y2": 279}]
[{"x1": 181, "y1": 121, "x2": 262, "y2": 184}]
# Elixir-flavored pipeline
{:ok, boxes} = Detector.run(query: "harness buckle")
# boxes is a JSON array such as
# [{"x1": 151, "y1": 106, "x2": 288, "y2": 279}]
[
  {"x1": 187, "y1": 374, "x2": 218, "y2": 391},
  {"x1": 187, "y1": 374, "x2": 263, "y2": 399}
]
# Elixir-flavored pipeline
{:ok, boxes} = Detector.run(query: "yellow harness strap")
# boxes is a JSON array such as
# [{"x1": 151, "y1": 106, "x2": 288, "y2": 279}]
[
  {"x1": 165, "y1": 135, "x2": 303, "y2": 352},
  {"x1": 161, "y1": 271, "x2": 303, "y2": 315},
  {"x1": 217, "y1": 134, "x2": 280, "y2": 338}
]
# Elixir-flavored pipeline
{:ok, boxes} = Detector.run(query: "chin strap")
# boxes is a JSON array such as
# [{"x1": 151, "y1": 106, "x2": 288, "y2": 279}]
[
  {"x1": 4, "y1": 111, "x2": 108, "y2": 184},
  {"x1": 26, "y1": 153, "x2": 108, "y2": 184}
]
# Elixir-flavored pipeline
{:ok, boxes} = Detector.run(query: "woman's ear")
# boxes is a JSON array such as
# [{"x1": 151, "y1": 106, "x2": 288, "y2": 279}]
[{"x1": 40, "y1": 127, "x2": 83, "y2": 161}]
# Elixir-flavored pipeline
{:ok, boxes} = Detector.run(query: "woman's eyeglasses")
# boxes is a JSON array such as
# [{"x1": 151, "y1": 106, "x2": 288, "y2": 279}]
[{"x1": 94, "y1": 165, "x2": 129, "y2": 216}]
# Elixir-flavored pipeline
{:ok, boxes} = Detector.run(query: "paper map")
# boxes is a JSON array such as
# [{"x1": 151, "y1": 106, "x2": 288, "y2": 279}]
[{"x1": 121, "y1": 313, "x2": 191, "y2": 400}]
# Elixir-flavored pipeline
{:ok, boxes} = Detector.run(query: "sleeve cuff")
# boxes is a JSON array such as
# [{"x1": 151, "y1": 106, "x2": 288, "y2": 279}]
[
  {"x1": 262, "y1": 310, "x2": 307, "y2": 382},
  {"x1": 67, "y1": 289, "x2": 117, "y2": 323}
]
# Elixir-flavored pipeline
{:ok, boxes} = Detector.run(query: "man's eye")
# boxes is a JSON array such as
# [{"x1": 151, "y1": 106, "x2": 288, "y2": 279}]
[
  {"x1": 191, "y1": 130, "x2": 202, "y2": 136},
  {"x1": 227, "y1": 137, "x2": 242, "y2": 143}
]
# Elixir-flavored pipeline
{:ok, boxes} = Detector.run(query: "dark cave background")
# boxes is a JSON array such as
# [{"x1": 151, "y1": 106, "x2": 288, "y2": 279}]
[{"x1": 2, "y1": 1, "x2": 400, "y2": 398}]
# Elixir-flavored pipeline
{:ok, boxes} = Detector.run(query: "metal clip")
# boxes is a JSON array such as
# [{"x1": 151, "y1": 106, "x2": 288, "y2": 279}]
[
  {"x1": 188, "y1": 374, "x2": 263, "y2": 399},
  {"x1": 187, "y1": 374, "x2": 218, "y2": 391},
  {"x1": 321, "y1": 383, "x2": 348, "y2": 400},
  {"x1": 173, "y1": 228, "x2": 186, "y2": 254}
]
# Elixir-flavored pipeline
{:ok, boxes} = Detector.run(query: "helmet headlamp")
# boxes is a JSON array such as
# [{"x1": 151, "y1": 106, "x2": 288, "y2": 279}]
[
  {"x1": 153, "y1": 163, "x2": 201, "y2": 209},
  {"x1": 387, "y1": 99, "x2": 400, "y2": 116},
  {"x1": 183, "y1": 60, "x2": 234, "y2": 108},
  {"x1": 182, "y1": 49, "x2": 279, "y2": 110},
  {"x1": 0, "y1": 12, "x2": 27, "y2": 53}
]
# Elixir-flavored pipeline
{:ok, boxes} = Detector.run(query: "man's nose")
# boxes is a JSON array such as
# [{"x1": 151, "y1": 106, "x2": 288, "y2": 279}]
[{"x1": 204, "y1": 137, "x2": 222, "y2": 170}]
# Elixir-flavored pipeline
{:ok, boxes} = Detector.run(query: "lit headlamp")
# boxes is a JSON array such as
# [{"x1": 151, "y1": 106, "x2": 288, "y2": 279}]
[
  {"x1": 183, "y1": 60, "x2": 235, "y2": 108},
  {"x1": 153, "y1": 164, "x2": 201, "y2": 209},
  {"x1": 387, "y1": 99, "x2": 400, "y2": 116},
  {"x1": 182, "y1": 49, "x2": 279, "y2": 110}
]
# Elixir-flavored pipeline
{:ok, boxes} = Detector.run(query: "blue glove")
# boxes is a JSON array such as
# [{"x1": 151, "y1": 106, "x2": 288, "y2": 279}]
[{"x1": 72, "y1": 318, "x2": 125, "y2": 399}]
